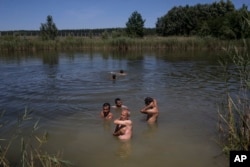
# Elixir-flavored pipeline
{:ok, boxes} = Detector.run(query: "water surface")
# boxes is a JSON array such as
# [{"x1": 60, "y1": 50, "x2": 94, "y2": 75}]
[{"x1": 0, "y1": 51, "x2": 228, "y2": 166}]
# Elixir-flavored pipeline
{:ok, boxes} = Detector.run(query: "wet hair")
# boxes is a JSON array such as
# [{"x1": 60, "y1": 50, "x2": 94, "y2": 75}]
[
  {"x1": 144, "y1": 97, "x2": 153, "y2": 105},
  {"x1": 119, "y1": 70, "x2": 124, "y2": 73},
  {"x1": 115, "y1": 98, "x2": 121, "y2": 104},
  {"x1": 103, "y1": 102, "x2": 111, "y2": 109}
]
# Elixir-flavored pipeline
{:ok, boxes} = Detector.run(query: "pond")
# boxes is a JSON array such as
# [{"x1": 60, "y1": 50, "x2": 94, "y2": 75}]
[{"x1": 0, "y1": 50, "x2": 229, "y2": 167}]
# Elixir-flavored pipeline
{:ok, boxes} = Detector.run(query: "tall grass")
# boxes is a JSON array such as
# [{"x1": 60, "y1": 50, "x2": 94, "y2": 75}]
[
  {"x1": 217, "y1": 40, "x2": 250, "y2": 155},
  {"x1": 217, "y1": 15, "x2": 250, "y2": 156},
  {"x1": 0, "y1": 108, "x2": 73, "y2": 167},
  {"x1": 1, "y1": 35, "x2": 249, "y2": 52}
]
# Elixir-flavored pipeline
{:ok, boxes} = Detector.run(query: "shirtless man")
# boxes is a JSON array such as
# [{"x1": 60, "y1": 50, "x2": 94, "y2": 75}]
[
  {"x1": 100, "y1": 102, "x2": 113, "y2": 120},
  {"x1": 113, "y1": 109, "x2": 132, "y2": 140},
  {"x1": 140, "y1": 97, "x2": 159, "y2": 124},
  {"x1": 112, "y1": 98, "x2": 128, "y2": 110}
]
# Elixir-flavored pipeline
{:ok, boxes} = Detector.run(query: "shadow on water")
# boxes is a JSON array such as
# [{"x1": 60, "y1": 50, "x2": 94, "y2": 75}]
[{"x1": 42, "y1": 52, "x2": 59, "y2": 66}]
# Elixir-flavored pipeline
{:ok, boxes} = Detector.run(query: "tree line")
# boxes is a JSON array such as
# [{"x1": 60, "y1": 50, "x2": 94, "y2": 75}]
[
  {"x1": 156, "y1": 0, "x2": 250, "y2": 39},
  {"x1": 0, "y1": 28, "x2": 155, "y2": 37},
  {"x1": 0, "y1": 11, "x2": 152, "y2": 39},
  {"x1": 1, "y1": 0, "x2": 249, "y2": 40}
]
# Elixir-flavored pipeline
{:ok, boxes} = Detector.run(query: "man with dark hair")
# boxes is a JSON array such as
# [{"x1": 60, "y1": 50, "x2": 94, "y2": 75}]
[
  {"x1": 100, "y1": 102, "x2": 113, "y2": 120},
  {"x1": 140, "y1": 97, "x2": 159, "y2": 123},
  {"x1": 112, "y1": 98, "x2": 128, "y2": 110}
]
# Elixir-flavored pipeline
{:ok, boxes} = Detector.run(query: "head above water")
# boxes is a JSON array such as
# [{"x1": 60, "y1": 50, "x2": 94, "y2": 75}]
[
  {"x1": 115, "y1": 98, "x2": 122, "y2": 107},
  {"x1": 115, "y1": 98, "x2": 121, "y2": 103},
  {"x1": 112, "y1": 74, "x2": 116, "y2": 80},
  {"x1": 144, "y1": 97, "x2": 153, "y2": 105},
  {"x1": 120, "y1": 108, "x2": 130, "y2": 119},
  {"x1": 103, "y1": 102, "x2": 111, "y2": 110},
  {"x1": 102, "y1": 102, "x2": 111, "y2": 117}
]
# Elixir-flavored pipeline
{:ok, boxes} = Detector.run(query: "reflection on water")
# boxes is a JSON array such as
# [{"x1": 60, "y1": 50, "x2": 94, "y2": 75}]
[
  {"x1": 102, "y1": 119, "x2": 113, "y2": 132},
  {"x1": 115, "y1": 140, "x2": 132, "y2": 159},
  {"x1": 142, "y1": 123, "x2": 158, "y2": 138},
  {"x1": 42, "y1": 52, "x2": 59, "y2": 66},
  {"x1": 0, "y1": 50, "x2": 229, "y2": 167}
]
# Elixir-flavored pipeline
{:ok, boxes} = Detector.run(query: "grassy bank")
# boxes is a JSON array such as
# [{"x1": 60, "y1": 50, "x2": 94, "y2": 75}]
[{"x1": 0, "y1": 35, "x2": 249, "y2": 52}]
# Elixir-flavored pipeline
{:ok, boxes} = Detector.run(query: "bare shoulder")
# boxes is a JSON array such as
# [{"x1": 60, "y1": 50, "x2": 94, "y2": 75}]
[{"x1": 108, "y1": 113, "x2": 113, "y2": 119}]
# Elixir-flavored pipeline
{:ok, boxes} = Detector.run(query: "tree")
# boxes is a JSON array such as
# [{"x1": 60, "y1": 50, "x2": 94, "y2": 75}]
[
  {"x1": 40, "y1": 15, "x2": 58, "y2": 40},
  {"x1": 155, "y1": 0, "x2": 241, "y2": 38},
  {"x1": 126, "y1": 11, "x2": 145, "y2": 37}
]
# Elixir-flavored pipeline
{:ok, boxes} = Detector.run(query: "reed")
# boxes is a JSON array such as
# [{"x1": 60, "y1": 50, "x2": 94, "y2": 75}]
[
  {"x1": 0, "y1": 108, "x2": 73, "y2": 167},
  {"x1": 217, "y1": 41, "x2": 250, "y2": 155},
  {"x1": 1, "y1": 35, "x2": 249, "y2": 52}
]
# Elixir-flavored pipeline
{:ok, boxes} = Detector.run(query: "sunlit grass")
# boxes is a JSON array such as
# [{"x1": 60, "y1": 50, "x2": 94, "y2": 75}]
[{"x1": 0, "y1": 35, "x2": 249, "y2": 52}]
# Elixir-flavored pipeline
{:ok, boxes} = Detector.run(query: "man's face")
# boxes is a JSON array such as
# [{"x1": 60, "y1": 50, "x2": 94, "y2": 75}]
[
  {"x1": 116, "y1": 100, "x2": 122, "y2": 107},
  {"x1": 103, "y1": 106, "x2": 110, "y2": 113},
  {"x1": 120, "y1": 111, "x2": 127, "y2": 120}
]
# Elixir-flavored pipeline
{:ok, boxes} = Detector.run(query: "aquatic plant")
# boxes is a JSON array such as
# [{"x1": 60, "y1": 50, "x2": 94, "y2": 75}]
[
  {"x1": 217, "y1": 40, "x2": 250, "y2": 155},
  {"x1": 0, "y1": 107, "x2": 73, "y2": 167}
]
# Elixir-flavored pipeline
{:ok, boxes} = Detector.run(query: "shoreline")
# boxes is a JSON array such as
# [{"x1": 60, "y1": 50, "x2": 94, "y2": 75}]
[{"x1": 0, "y1": 36, "x2": 249, "y2": 52}]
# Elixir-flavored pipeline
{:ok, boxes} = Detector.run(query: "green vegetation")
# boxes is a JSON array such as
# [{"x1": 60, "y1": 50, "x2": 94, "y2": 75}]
[
  {"x1": 1, "y1": 35, "x2": 250, "y2": 52},
  {"x1": 217, "y1": 44, "x2": 250, "y2": 155},
  {"x1": 156, "y1": 0, "x2": 250, "y2": 39},
  {"x1": 0, "y1": 1, "x2": 249, "y2": 52},
  {"x1": 217, "y1": 43, "x2": 250, "y2": 155},
  {"x1": 217, "y1": 11, "x2": 250, "y2": 156},
  {"x1": 0, "y1": 108, "x2": 73, "y2": 167},
  {"x1": 126, "y1": 11, "x2": 145, "y2": 38},
  {"x1": 40, "y1": 15, "x2": 58, "y2": 40}
]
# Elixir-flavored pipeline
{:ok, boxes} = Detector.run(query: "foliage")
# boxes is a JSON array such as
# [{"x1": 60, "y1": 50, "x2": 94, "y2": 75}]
[
  {"x1": 1, "y1": 1, "x2": 249, "y2": 40},
  {"x1": 0, "y1": 108, "x2": 73, "y2": 167},
  {"x1": 217, "y1": 42, "x2": 250, "y2": 155},
  {"x1": 217, "y1": 12, "x2": 250, "y2": 156},
  {"x1": 101, "y1": 30, "x2": 109, "y2": 39},
  {"x1": 126, "y1": 11, "x2": 145, "y2": 38},
  {"x1": 40, "y1": 15, "x2": 58, "y2": 40},
  {"x1": 156, "y1": 0, "x2": 250, "y2": 39}
]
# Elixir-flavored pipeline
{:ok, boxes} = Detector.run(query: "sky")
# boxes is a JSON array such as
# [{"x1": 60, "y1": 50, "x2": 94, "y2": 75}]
[{"x1": 0, "y1": 0, "x2": 249, "y2": 31}]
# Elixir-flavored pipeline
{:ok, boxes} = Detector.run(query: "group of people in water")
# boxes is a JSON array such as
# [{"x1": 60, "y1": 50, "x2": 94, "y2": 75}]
[{"x1": 100, "y1": 97, "x2": 159, "y2": 140}]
